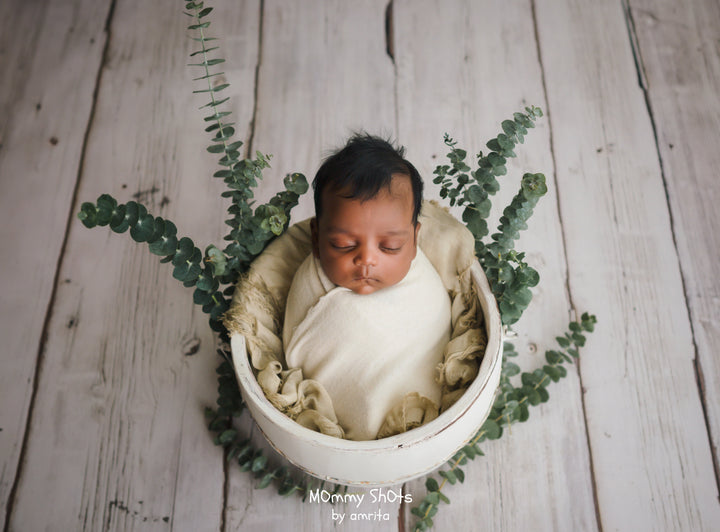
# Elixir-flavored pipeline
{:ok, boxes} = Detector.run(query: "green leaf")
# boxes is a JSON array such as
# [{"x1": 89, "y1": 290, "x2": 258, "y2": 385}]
[
  {"x1": 501, "y1": 119, "x2": 517, "y2": 136},
  {"x1": 538, "y1": 387, "x2": 550, "y2": 403},
  {"x1": 487, "y1": 152, "x2": 506, "y2": 167},
  {"x1": 517, "y1": 403, "x2": 530, "y2": 422},
  {"x1": 521, "y1": 372, "x2": 539, "y2": 387},
  {"x1": 522, "y1": 172, "x2": 548, "y2": 196},
  {"x1": 546, "y1": 350, "x2": 563, "y2": 364},
  {"x1": 544, "y1": 365, "x2": 561, "y2": 382},
  {"x1": 189, "y1": 46, "x2": 219, "y2": 57},
  {"x1": 481, "y1": 418, "x2": 502, "y2": 440},
  {"x1": 109, "y1": 204, "x2": 129, "y2": 233},
  {"x1": 124, "y1": 201, "x2": 146, "y2": 227},
  {"x1": 130, "y1": 213, "x2": 156, "y2": 242},
  {"x1": 96, "y1": 194, "x2": 117, "y2": 225},
  {"x1": 251, "y1": 454, "x2": 268, "y2": 473},
  {"x1": 78, "y1": 203, "x2": 98, "y2": 228},
  {"x1": 439, "y1": 470, "x2": 457, "y2": 485},
  {"x1": 147, "y1": 216, "x2": 166, "y2": 242},
  {"x1": 522, "y1": 386, "x2": 542, "y2": 406},
  {"x1": 572, "y1": 332, "x2": 587, "y2": 346},
  {"x1": 205, "y1": 244, "x2": 227, "y2": 276},
  {"x1": 283, "y1": 172, "x2": 308, "y2": 195},
  {"x1": 425, "y1": 477, "x2": 439, "y2": 492},
  {"x1": 204, "y1": 111, "x2": 232, "y2": 122},
  {"x1": 173, "y1": 247, "x2": 202, "y2": 282},
  {"x1": 207, "y1": 143, "x2": 226, "y2": 153},
  {"x1": 462, "y1": 207, "x2": 488, "y2": 239},
  {"x1": 149, "y1": 233, "x2": 178, "y2": 256},
  {"x1": 504, "y1": 361, "x2": 521, "y2": 376},
  {"x1": 486, "y1": 138, "x2": 502, "y2": 152},
  {"x1": 172, "y1": 237, "x2": 194, "y2": 263},
  {"x1": 218, "y1": 429, "x2": 237, "y2": 445},
  {"x1": 257, "y1": 472, "x2": 274, "y2": 489},
  {"x1": 267, "y1": 213, "x2": 286, "y2": 235}
]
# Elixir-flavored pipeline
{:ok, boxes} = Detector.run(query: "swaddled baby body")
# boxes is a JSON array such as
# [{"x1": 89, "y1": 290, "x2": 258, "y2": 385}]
[{"x1": 282, "y1": 134, "x2": 452, "y2": 440}]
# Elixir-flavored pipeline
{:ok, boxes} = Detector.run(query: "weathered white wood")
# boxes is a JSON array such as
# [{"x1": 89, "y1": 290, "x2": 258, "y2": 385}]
[
  {"x1": 0, "y1": 0, "x2": 111, "y2": 524},
  {"x1": 535, "y1": 0, "x2": 720, "y2": 530},
  {"x1": 628, "y1": 0, "x2": 720, "y2": 482},
  {"x1": 7, "y1": 0, "x2": 260, "y2": 529},
  {"x1": 394, "y1": 1, "x2": 598, "y2": 530},
  {"x1": 248, "y1": 0, "x2": 397, "y2": 222},
  {"x1": 223, "y1": 1, "x2": 401, "y2": 529}
]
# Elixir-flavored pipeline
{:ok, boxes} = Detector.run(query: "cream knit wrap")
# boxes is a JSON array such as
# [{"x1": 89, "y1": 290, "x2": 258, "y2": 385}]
[
  {"x1": 283, "y1": 248, "x2": 450, "y2": 440},
  {"x1": 223, "y1": 201, "x2": 487, "y2": 440}
]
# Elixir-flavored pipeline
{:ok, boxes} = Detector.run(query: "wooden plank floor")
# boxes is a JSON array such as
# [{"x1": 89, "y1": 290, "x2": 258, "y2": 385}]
[{"x1": 1, "y1": 0, "x2": 718, "y2": 530}]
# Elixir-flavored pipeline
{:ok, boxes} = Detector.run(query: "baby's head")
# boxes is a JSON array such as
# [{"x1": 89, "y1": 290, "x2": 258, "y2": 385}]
[{"x1": 311, "y1": 134, "x2": 423, "y2": 295}]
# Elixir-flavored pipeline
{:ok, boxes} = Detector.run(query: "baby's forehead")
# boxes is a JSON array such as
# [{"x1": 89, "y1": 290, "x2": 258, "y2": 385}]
[{"x1": 325, "y1": 174, "x2": 412, "y2": 204}]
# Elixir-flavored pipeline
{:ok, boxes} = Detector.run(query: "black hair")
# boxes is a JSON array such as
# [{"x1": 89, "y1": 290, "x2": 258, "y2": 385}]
[{"x1": 312, "y1": 133, "x2": 423, "y2": 225}]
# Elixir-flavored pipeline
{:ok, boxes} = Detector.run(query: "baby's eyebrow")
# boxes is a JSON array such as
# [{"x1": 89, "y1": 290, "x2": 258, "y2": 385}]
[{"x1": 325, "y1": 226, "x2": 352, "y2": 234}]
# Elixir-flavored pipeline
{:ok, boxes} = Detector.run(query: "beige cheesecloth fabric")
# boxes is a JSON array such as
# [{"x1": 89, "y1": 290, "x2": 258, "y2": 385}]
[
  {"x1": 223, "y1": 200, "x2": 487, "y2": 440},
  {"x1": 283, "y1": 249, "x2": 451, "y2": 441}
]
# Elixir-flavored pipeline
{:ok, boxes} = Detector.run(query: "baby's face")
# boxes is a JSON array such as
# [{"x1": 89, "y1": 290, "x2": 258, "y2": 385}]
[{"x1": 312, "y1": 174, "x2": 420, "y2": 295}]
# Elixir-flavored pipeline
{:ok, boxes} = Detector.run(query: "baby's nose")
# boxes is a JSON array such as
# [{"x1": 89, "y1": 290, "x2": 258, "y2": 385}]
[{"x1": 353, "y1": 246, "x2": 378, "y2": 266}]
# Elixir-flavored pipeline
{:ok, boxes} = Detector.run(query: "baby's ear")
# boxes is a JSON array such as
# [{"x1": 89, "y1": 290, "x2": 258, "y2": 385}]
[{"x1": 310, "y1": 217, "x2": 319, "y2": 257}]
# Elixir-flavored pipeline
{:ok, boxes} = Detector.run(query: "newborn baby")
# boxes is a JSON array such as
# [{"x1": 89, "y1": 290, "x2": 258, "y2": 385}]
[{"x1": 283, "y1": 135, "x2": 452, "y2": 440}]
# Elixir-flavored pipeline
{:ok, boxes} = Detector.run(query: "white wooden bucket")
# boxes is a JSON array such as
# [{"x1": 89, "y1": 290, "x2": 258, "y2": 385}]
[{"x1": 230, "y1": 261, "x2": 503, "y2": 486}]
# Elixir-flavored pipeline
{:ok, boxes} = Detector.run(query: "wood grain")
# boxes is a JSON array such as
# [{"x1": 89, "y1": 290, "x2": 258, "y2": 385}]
[
  {"x1": 6, "y1": 0, "x2": 258, "y2": 529},
  {"x1": 394, "y1": 1, "x2": 597, "y2": 529},
  {"x1": 628, "y1": 0, "x2": 720, "y2": 483},
  {"x1": 0, "y1": 0, "x2": 112, "y2": 524},
  {"x1": 248, "y1": 0, "x2": 397, "y2": 222},
  {"x1": 535, "y1": 0, "x2": 720, "y2": 529}
]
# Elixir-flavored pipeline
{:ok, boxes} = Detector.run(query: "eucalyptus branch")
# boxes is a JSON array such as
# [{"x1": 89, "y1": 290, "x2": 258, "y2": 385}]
[
  {"x1": 78, "y1": 196, "x2": 230, "y2": 332},
  {"x1": 481, "y1": 172, "x2": 547, "y2": 325},
  {"x1": 185, "y1": 1, "x2": 308, "y2": 281},
  {"x1": 433, "y1": 106, "x2": 543, "y2": 257},
  {"x1": 411, "y1": 313, "x2": 597, "y2": 531},
  {"x1": 434, "y1": 107, "x2": 544, "y2": 326}
]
